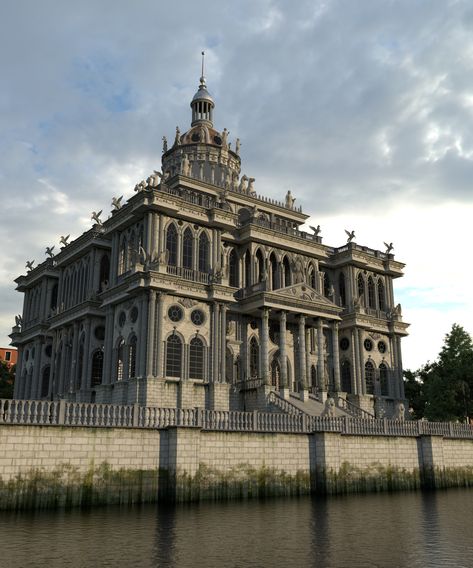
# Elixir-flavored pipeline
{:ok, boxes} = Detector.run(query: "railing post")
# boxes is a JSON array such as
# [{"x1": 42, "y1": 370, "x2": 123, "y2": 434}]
[
  {"x1": 253, "y1": 410, "x2": 258, "y2": 431},
  {"x1": 133, "y1": 403, "x2": 140, "y2": 428},
  {"x1": 58, "y1": 399, "x2": 66, "y2": 425},
  {"x1": 302, "y1": 414, "x2": 308, "y2": 432},
  {"x1": 417, "y1": 420, "x2": 422, "y2": 436},
  {"x1": 448, "y1": 422, "x2": 454, "y2": 438}
]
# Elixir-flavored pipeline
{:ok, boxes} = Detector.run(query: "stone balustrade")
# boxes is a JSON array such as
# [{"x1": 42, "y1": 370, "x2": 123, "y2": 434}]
[{"x1": 1, "y1": 398, "x2": 473, "y2": 439}]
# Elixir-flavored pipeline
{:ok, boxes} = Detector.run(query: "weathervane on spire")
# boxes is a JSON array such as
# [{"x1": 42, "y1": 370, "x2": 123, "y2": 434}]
[{"x1": 200, "y1": 51, "x2": 206, "y2": 85}]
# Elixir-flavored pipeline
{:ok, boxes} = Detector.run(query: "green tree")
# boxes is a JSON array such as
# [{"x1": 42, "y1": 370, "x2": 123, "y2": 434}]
[
  {"x1": 422, "y1": 324, "x2": 473, "y2": 422},
  {"x1": 0, "y1": 361, "x2": 15, "y2": 399},
  {"x1": 403, "y1": 369, "x2": 426, "y2": 419}
]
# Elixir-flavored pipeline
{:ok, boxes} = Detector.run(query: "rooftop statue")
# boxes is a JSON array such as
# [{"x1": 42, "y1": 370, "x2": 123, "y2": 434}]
[
  {"x1": 222, "y1": 128, "x2": 229, "y2": 148},
  {"x1": 285, "y1": 190, "x2": 295, "y2": 209},
  {"x1": 309, "y1": 225, "x2": 321, "y2": 236},
  {"x1": 235, "y1": 138, "x2": 241, "y2": 155},
  {"x1": 91, "y1": 210, "x2": 103, "y2": 225},
  {"x1": 59, "y1": 235, "x2": 70, "y2": 247},
  {"x1": 174, "y1": 126, "x2": 181, "y2": 146},
  {"x1": 45, "y1": 246, "x2": 55, "y2": 258},
  {"x1": 181, "y1": 154, "x2": 191, "y2": 177},
  {"x1": 384, "y1": 241, "x2": 394, "y2": 254},
  {"x1": 239, "y1": 175, "x2": 248, "y2": 193},
  {"x1": 162, "y1": 136, "x2": 168, "y2": 153},
  {"x1": 248, "y1": 178, "x2": 256, "y2": 196},
  {"x1": 25, "y1": 260, "x2": 35, "y2": 272},
  {"x1": 345, "y1": 229, "x2": 355, "y2": 243},
  {"x1": 111, "y1": 196, "x2": 123, "y2": 211}
]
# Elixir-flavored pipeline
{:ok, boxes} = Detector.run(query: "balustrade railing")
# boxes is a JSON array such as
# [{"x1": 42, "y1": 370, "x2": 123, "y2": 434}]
[
  {"x1": 166, "y1": 264, "x2": 210, "y2": 284},
  {"x1": 1, "y1": 399, "x2": 473, "y2": 438},
  {"x1": 267, "y1": 391, "x2": 304, "y2": 415},
  {"x1": 336, "y1": 396, "x2": 376, "y2": 420}
]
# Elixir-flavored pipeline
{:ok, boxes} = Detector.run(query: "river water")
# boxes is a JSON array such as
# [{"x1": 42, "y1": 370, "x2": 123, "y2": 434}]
[{"x1": 1, "y1": 489, "x2": 472, "y2": 568}]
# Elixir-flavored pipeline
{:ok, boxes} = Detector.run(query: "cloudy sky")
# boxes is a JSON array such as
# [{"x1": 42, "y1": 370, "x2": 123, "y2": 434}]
[{"x1": 1, "y1": 0, "x2": 472, "y2": 370}]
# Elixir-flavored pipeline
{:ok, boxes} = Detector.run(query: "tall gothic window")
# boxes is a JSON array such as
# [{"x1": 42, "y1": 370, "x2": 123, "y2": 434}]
[
  {"x1": 379, "y1": 363, "x2": 388, "y2": 396},
  {"x1": 249, "y1": 336, "x2": 259, "y2": 378},
  {"x1": 229, "y1": 249, "x2": 239, "y2": 287},
  {"x1": 119, "y1": 238, "x2": 127, "y2": 274},
  {"x1": 378, "y1": 279, "x2": 386, "y2": 311},
  {"x1": 116, "y1": 339, "x2": 125, "y2": 381},
  {"x1": 339, "y1": 272, "x2": 346, "y2": 306},
  {"x1": 91, "y1": 350, "x2": 104, "y2": 387},
  {"x1": 41, "y1": 366, "x2": 50, "y2": 398},
  {"x1": 368, "y1": 276, "x2": 376, "y2": 308},
  {"x1": 166, "y1": 335, "x2": 182, "y2": 377},
  {"x1": 357, "y1": 273, "x2": 365, "y2": 305},
  {"x1": 283, "y1": 256, "x2": 291, "y2": 287},
  {"x1": 76, "y1": 342, "x2": 84, "y2": 390},
  {"x1": 308, "y1": 265, "x2": 316, "y2": 289},
  {"x1": 198, "y1": 232, "x2": 209, "y2": 272},
  {"x1": 128, "y1": 336, "x2": 137, "y2": 378},
  {"x1": 256, "y1": 249, "x2": 265, "y2": 282},
  {"x1": 365, "y1": 360, "x2": 375, "y2": 394},
  {"x1": 270, "y1": 253, "x2": 278, "y2": 290},
  {"x1": 311, "y1": 365, "x2": 317, "y2": 389},
  {"x1": 323, "y1": 272, "x2": 331, "y2": 298},
  {"x1": 128, "y1": 232, "x2": 136, "y2": 268},
  {"x1": 270, "y1": 357, "x2": 280, "y2": 388},
  {"x1": 99, "y1": 255, "x2": 110, "y2": 292},
  {"x1": 244, "y1": 250, "x2": 251, "y2": 287},
  {"x1": 189, "y1": 337, "x2": 204, "y2": 379},
  {"x1": 341, "y1": 360, "x2": 352, "y2": 393},
  {"x1": 183, "y1": 228, "x2": 193, "y2": 269},
  {"x1": 166, "y1": 224, "x2": 178, "y2": 266}
]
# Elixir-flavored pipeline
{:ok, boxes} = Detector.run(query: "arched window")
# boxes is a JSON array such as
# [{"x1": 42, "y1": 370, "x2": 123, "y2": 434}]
[
  {"x1": 365, "y1": 360, "x2": 375, "y2": 394},
  {"x1": 270, "y1": 253, "x2": 278, "y2": 290},
  {"x1": 378, "y1": 279, "x2": 386, "y2": 311},
  {"x1": 283, "y1": 256, "x2": 291, "y2": 287},
  {"x1": 119, "y1": 238, "x2": 127, "y2": 274},
  {"x1": 311, "y1": 365, "x2": 317, "y2": 389},
  {"x1": 76, "y1": 342, "x2": 84, "y2": 390},
  {"x1": 323, "y1": 272, "x2": 331, "y2": 298},
  {"x1": 41, "y1": 366, "x2": 50, "y2": 398},
  {"x1": 244, "y1": 250, "x2": 251, "y2": 287},
  {"x1": 357, "y1": 273, "x2": 365, "y2": 305},
  {"x1": 229, "y1": 249, "x2": 239, "y2": 287},
  {"x1": 249, "y1": 336, "x2": 259, "y2": 378},
  {"x1": 183, "y1": 228, "x2": 193, "y2": 269},
  {"x1": 308, "y1": 265, "x2": 317, "y2": 289},
  {"x1": 50, "y1": 283, "x2": 58, "y2": 311},
  {"x1": 339, "y1": 272, "x2": 346, "y2": 306},
  {"x1": 166, "y1": 335, "x2": 182, "y2": 377},
  {"x1": 341, "y1": 360, "x2": 352, "y2": 393},
  {"x1": 99, "y1": 255, "x2": 110, "y2": 292},
  {"x1": 379, "y1": 363, "x2": 389, "y2": 396},
  {"x1": 256, "y1": 249, "x2": 265, "y2": 282},
  {"x1": 128, "y1": 232, "x2": 136, "y2": 268},
  {"x1": 198, "y1": 232, "x2": 209, "y2": 272},
  {"x1": 270, "y1": 357, "x2": 280, "y2": 388},
  {"x1": 91, "y1": 350, "x2": 104, "y2": 387},
  {"x1": 128, "y1": 336, "x2": 137, "y2": 378},
  {"x1": 166, "y1": 224, "x2": 178, "y2": 266},
  {"x1": 189, "y1": 337, "x2": 204, "y2": 379},
  {"x1": 368, "y1": 276, "x2": 376, "y2": 308},
  {"x1": 116, "y1": 339, "x2": 125, "y2": 381}
]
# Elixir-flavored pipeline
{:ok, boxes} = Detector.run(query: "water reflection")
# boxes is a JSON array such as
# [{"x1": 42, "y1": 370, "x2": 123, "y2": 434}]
[{"x1": 1, "y1": 489, "x2": 472, "y2": 568}]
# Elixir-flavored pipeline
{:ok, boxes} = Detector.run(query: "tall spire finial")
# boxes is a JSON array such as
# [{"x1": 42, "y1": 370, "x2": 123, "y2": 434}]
[{"x1": 200, "y1": 51, "x2": 206, "y2": 86}]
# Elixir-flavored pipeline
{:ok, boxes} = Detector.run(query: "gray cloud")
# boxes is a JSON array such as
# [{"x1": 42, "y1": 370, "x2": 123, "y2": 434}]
[{"x1": 1, "y1": 0, "x2": 472, "y2": 351}]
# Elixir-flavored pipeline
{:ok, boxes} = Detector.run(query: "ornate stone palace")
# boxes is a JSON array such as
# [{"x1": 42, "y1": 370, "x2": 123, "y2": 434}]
[{"x1": 10, "y1": 71, "x2": 409, "y2": 418}]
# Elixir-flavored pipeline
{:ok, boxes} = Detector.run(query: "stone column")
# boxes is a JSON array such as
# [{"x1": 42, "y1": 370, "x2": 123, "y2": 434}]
[
  {"x1": 220, "y1": 304, "x2": 227, "y2": 383},
  {"x1": 317, "y1": 319, "x2": 325, "y2": 392},
  {"x1": 58, "y1": 332, "x2": 67, "y2": 396},
  {"x1": 209, "y1": 302, "x2": 218, "y2": 383},
  {"x1": 279, "y1": 311, "x2": 288, "y2": 391},
  {"x1": 396, "y1": 335, "x2": 405, "y2": 399},
  {"x1": 261, "y1": 308, "x2": 270, "y2": 385},
  {"x1": 48, "y1": 333, "x2": 57, "y2": 398},
  {"x1": 305, "y1": 327, "x2": 311, "y2": 390},
  {"x1": 351, "y1": 329, "x2": 360, "y2": 395},
  {"x1": 332, "y1": 322, "x2": 341, "y2": 392},
  {"x1": 137, "y1": 294, "x2": 147, "y2": 377},
  {"x1": 299, "y1": 314, "x2": 307, "y2": 393},
  {"x1": 110, "y1": 233, "x2": 119, "y2": 285},
  {"x1": 146, "y1": 291, "x2": 157, "y2": 377},
  {"x1": 155, "y1": 292, "x2": 165, "y2": 377},
  {"x1": 241, "y1": 317, "x2": 248, "y2": 382},
  {"x1": 102, "y1": 307, "x2": 114, "y2": 385},
  {"x1": 146, "y1": 212, "x2": 153, "y2": 258}
]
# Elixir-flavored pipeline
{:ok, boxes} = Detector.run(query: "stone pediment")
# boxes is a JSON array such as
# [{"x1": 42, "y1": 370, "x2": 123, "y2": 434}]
[{"x1": 270, "y1": 283, "x2": 338, "y2": 308}]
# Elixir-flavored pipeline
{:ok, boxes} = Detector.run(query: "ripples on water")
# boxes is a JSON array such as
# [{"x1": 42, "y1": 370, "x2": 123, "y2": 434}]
[{"x1": 1, "y1": 489, "x2": 472, "y2": 568}]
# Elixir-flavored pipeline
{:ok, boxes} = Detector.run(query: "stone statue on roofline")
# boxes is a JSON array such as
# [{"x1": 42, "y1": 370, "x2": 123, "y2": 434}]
[
  {"x1": 285, "y1": 190, "x2": 295, "y2": 209},
  {"x1": 248, "y1": 178, "x2": 256, "y2": 196}
]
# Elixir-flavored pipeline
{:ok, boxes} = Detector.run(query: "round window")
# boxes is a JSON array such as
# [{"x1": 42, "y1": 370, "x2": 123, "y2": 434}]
[
  {"x1": 364, "y1": 338, "x2": 373, "y2": 352},
  {"x1": 340, "y1": 337, "x2": 350, "y2": 351},
  {"x1": 168, "y1": 305, "x2": 183, "y2": 323},
  {"x1": 95, "y1": 326, "x2": 106, "y2": 341},
  {"x1": 190, "y1": 309, "x2": 205, "y2": 326},
  {"x1": 130, "y1": 306, "x2": 139, "y2": 323},
  {"x1": 118, "y1": 312, "x2": 126, "y2": 327},
  {"x1": 378, "y1": 341, "x2": 387, "y2": 353}
]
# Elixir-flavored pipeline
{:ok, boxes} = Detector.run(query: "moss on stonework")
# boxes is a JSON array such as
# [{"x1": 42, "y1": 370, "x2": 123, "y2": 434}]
[
  {"x1": 172, "y1": 463, "x2": 311, "y2": 502},
  {"x1": 315, "y1": 462, "x2": 422, "y2": 495}
]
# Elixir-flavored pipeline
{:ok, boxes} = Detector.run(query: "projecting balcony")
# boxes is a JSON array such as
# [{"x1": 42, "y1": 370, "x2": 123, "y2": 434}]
[{"x1": 165, "y1": 264, "x2": 210, "y2": 285}]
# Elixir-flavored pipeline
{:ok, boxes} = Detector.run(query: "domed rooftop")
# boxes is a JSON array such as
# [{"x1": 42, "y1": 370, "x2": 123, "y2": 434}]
[{"x1": 192, "y1": 82, "x2": 214, "y2": 104}]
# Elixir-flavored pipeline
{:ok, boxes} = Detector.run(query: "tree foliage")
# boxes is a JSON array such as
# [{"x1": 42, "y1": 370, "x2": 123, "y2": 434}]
[
  {"x1": 404, "y1": 324, "x2": 473, "y2": 422},
  {"x1": 0, "y1": 361, "x2": 15, "y2": 399}
]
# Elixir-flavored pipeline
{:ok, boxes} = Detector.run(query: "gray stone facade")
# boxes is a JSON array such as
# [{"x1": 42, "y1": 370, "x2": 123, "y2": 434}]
[{"x1": 9, "y1": 72, "x2": 409, "y2": 417}]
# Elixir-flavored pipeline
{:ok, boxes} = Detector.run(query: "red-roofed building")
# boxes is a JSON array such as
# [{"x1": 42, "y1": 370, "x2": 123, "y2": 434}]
[{"x1": 0, "y1": 347, "x2": 18, "y2": 369}]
